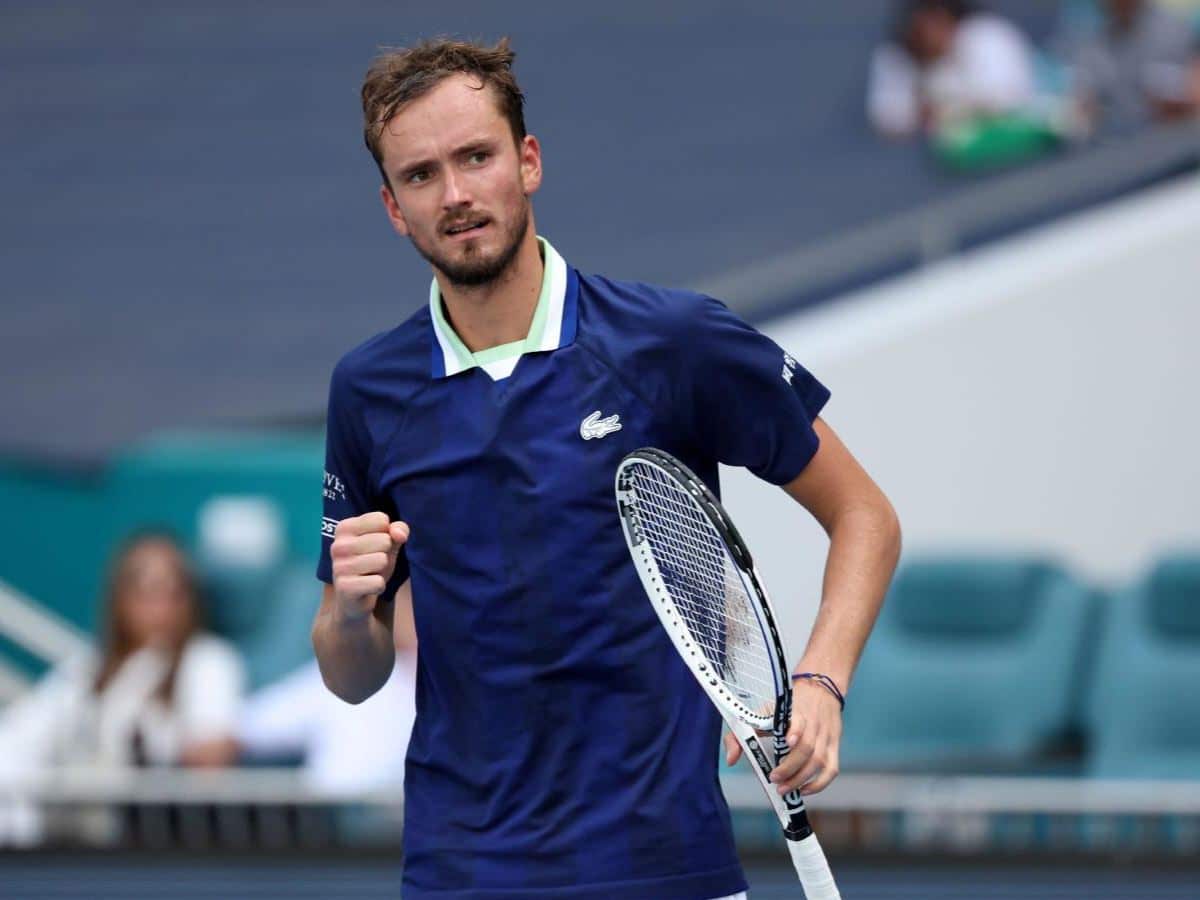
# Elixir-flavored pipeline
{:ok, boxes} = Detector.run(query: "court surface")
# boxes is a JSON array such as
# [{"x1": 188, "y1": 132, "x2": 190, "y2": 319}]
[{"x1": 2, "y1": 855, "x2": 1197, "y2": 898}]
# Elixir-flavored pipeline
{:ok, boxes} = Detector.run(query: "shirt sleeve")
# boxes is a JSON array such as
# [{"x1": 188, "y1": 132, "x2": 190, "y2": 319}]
[
  {"x1": 316, "y1": 359, "x2": 410, "y2": 591},
  {"x1": 867, "y1": 42, "x2": 921, "y2": 135},
  {"x1": 235, "y1": 661, "x2": 322, "y2": 758},
  {"x1": 0, "y1": 656, "x2": 90, "y2": 773},
  {"x1": 958, "y1": 18, "x2": 1036, "y2": 113},
  {"x1": 669, "y1": 294, "x2": 830, "y2": 485},
  {"x1": 173, "y1": 635, "x2": 246, "y2": 744}
]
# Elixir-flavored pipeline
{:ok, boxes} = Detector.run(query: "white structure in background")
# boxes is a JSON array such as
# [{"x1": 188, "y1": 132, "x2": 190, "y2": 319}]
[
  {"x1": 722, "y1": 174, "x2": 1200, "y2": 642},
  {"x1": 197, "y1": 495, "x2": 285, "y2": 568},
  {"x1": 0, "y1": 580, "x2": 89, "y2": 702}
]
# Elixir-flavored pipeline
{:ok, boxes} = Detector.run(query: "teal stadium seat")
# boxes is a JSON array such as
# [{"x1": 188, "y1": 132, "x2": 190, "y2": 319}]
[
  {"x1": 200, "y1": 559, "x2": 321, "y2": 690},
  {"x1": 106, "y1": 430, "x2": 323, "y2": 561},
  {"x1": 249, "y1": 561, "x2": 324, "y2": 687},
  {"x1": 1088, "y1": 554, "x2": 1200, "y2": 779},
  {"x1": 840, "y1": 557, "x2": 1093, "y2": 772}
]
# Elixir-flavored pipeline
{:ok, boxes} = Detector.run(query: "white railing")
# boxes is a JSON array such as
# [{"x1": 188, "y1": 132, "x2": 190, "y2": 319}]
[
  {"x1": 0, "y1": 579, "x2": 90, "y2": 667},
  {"x1": 0, "y1": 767, "x2": 400, "y2": 806},
  {"x1": 4, "y1": 768, "x2": 1198, "y2": 816},
  {"x1": 0, "y1": 657, "x2": 32, "y2": 701},
  {"x1": 722, "y1": 772, "x2": 1200, "y2": 815}
]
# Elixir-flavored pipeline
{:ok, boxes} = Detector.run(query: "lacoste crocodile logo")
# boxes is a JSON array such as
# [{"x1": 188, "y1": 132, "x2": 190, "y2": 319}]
[{"x1": 580, "y1": 410, "x2": 622, "y2": 440}]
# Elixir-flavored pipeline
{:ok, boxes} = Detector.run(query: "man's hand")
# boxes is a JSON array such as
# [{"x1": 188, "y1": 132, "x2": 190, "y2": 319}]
[
  {"x1": 330, "y1": 512, "x2": 410, "y2": 621},
  {"x1": 179, "y1": 737, "x2": 240, "y2": 768},
  {"x1": 770, "y1": 678, "x2": 843, "y2": 796},
  {"x1": 722, "y1": 678, "x2": 844, "y2": 797}
]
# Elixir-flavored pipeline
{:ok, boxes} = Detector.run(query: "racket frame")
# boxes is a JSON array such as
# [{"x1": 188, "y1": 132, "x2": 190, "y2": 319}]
[
  {"x1": 616, "y1": 448, "x2": 841, "y2": 899},
  {"x1": 615, "y1": 448, "x2": 808, "y2": 833}
]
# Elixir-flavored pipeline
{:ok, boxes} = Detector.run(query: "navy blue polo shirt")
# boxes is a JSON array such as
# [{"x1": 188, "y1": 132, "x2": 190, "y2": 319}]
[{"x1": 317, "y1": 238, "x2": 830, "y2": 899}]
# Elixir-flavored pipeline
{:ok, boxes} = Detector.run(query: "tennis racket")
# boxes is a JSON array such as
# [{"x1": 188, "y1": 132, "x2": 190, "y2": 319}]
[{"x1": 615, "y1": 447, "x2": 840, "y2": 900}]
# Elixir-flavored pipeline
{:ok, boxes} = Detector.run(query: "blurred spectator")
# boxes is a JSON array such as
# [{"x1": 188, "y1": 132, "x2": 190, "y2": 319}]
[
  {"x1": 868, "y1": 1, "x2": 1040, "y2": 137},
  {"x1": 0, "y1": 531, "x2": 245, "y2": 844},
  {"x1": 1058, "y1": 0, "x2": 1200, "y2": 130},
  {"x1": 232, "y1": 653, "x2": 416, "y2": 795},
  {"x1": 183, "y1": 585, "x2": 417, "y2": 796},
  {"x1": 228, "y1": 588, "x2": 416, "y2": 795}
]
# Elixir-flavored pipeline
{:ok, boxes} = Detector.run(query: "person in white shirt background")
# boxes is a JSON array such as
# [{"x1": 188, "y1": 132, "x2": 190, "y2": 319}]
[
  {"x1": 181, "y1": 494, "x2": 419, "y2": 798},
  {"x1": 1057, "y1": 0, "x2": 1200, "y2": 129},
  {"x1": 868, "y1": 0, "x2": 1040, "y2": 137},
  {"x1": 231, "y1": 594, "x2": 417, "y2": 797},
  {"x1": 0, "y1": 531, "x2": 245, "y2": 844}
]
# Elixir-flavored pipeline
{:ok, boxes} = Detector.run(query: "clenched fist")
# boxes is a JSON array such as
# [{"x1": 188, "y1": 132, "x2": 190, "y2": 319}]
[{"x1": 330, "y1": 512, "x2": 410, "y2": 620}]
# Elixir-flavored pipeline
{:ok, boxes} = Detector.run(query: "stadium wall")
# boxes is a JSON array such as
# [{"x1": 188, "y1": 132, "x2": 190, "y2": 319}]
[{"x1": 724, "y1": 174, "x2": 1200, "y2": 641}]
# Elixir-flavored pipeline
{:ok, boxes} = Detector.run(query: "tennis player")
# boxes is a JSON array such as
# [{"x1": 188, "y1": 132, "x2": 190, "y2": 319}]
[{"x1": 311, "y1": 38, "x2": 901, "y2": 900}]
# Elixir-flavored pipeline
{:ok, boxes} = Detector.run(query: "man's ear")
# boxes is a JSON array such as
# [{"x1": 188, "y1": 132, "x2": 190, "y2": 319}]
[
  {"x1": 519, "y1": 134, "x2": 543, "y2": 196},
  {"x1": 380, "y1": 182, "x2": 410, "y2": 236}
]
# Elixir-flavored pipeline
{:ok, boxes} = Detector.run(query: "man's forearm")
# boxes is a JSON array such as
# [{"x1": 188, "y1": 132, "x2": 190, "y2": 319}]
[
  {"x1": 798, "y1": 503, "x2": 901, "y2": 690},
  {"x1": 311, "y1": 604, "x2": 396, "y2": 704}
]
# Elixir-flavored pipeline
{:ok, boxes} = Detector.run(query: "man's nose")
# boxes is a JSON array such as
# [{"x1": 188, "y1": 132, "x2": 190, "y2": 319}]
[{"x1": 441, "y1": 168, "x2": 471, "y2": 208}]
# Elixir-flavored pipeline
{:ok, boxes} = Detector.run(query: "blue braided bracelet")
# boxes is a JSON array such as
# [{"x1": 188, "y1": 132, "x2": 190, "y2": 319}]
[{"x1": 791, "y1": 672, "x2": 846, "y2": 710}]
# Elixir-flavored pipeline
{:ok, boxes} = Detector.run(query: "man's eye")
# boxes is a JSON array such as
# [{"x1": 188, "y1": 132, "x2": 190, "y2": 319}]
[
  {"x1": 468, "y1": 151, "x2": 489, "y2": 165},
  {"x1": 407, "y1": 170, "x2": 429, "y2": 184}
]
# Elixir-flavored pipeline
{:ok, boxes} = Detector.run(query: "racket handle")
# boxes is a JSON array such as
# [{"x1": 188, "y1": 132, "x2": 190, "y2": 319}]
[{"x1": 787, "y1": 832, "x2": 841, "y2": 900}]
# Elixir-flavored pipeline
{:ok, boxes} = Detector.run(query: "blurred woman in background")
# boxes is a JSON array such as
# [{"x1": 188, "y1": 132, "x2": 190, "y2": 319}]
[
  {"x1": 88, "y1": 530, "x2": 245, "y2": 767},
  {"x1": 0, "y1": 531, "x2": 245, "y2": 844}
]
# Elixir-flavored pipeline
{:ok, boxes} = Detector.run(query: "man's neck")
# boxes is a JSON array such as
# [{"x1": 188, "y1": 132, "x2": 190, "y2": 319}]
[{"x1": 436, "y1": 229, "x2": 544, "y2": 354}]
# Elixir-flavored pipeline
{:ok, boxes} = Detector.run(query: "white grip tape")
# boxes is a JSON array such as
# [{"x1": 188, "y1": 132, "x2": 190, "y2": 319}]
[{"x1": 788, "y1": 832, "x2": 841, "y2": 900}]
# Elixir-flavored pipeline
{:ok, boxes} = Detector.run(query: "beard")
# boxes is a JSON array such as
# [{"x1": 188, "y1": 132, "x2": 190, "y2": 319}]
[{"x1": 410, "y1": 202, "x2": 530, "y2": 288}]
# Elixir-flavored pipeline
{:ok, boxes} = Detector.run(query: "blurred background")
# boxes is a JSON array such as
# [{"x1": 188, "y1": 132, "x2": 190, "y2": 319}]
[{"x1": 2, "y1": 1, "x2": 1199, "y2": 897}]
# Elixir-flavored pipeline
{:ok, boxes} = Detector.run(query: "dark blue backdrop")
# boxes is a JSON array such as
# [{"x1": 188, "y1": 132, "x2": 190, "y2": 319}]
[{"x1": 1, "y1": 2, "x2": 1060, "y2": 464}]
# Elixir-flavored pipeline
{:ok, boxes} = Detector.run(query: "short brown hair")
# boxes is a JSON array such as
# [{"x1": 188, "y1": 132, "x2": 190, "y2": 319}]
[{"x1": 361, "y1": 37, "x2": 527, "y2": 187}]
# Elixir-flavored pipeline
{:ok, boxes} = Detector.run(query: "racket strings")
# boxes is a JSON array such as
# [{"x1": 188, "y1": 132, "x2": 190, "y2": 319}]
[{"x1": 627, "y1": 463, "x2": 779, "y2": 718}]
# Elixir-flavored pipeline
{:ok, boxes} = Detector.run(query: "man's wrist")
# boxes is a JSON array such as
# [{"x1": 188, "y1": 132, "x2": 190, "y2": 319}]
[
  {"x1": 791, "y1": 671, "x2": 846, "y2": 710},
  {"x1": 332, "y1": 596, "x2": 375, "y2": 628}
]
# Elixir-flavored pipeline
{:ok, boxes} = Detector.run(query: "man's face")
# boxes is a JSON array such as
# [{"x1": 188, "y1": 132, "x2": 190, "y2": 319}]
[{"x1": 377, "y1": 73, "x2": 541, "y2": 287}]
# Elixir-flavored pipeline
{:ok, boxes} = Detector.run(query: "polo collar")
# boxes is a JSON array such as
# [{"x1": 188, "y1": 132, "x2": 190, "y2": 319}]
[{"x1": 429, "y1": 236, "x2": 578, "y2": 380}]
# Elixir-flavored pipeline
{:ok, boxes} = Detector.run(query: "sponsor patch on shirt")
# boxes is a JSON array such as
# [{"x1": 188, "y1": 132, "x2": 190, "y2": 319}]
[
  {"x1": 781, "y1": 351, "x2": 798, "y2": 385},
  {"x1": 323, "y1": 470, "x2": 346, "y2": 502}
]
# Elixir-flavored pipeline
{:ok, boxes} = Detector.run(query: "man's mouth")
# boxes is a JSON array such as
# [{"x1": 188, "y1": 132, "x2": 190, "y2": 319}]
[{"x1": 444, "y1": 218, "x2": 490, "y2": 237}]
